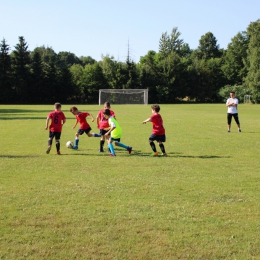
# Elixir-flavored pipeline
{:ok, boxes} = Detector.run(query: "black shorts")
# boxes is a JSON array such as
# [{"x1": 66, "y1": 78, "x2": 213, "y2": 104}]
[
  {"x1": 49, "y1": 131, "x2": 61, "y2": 140},
  {"x1": 227, "y1": 113, "x2": 240, "y2": 125},
  {"x1": 149, "y1": 134, "x2": 166, "y2": 142},
  {"x1": 111, "y1": 137, "x2": 121, "y2": 142},
  {"x1": 100, "y1": 129, "x2": 110, "y2": 135},
  {"x1": 78, "y1": 127, "x2": 92, "y2": 135}
]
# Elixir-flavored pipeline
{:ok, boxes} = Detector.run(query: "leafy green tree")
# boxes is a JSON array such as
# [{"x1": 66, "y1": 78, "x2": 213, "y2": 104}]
[
  {"x1": 197, "y1": 32, "x2": 221, "y2": 60},
  {"x1": 159, "y1": 27, "x2": 184, "y2": 58},
  {"x1": 81, "y1": 63, "x2": 108, "y2": 103},
  {"x1": 12, "y1": 36, "x2": 31, "y2": 103},
  {"x1": 222, "y1": 31, "x2": 248, "y2": 85},
  {"x1": 57, "y1": 51, "x2": 81, "y2": 67},
  {"x1": 99, "y1": 55, "x2": 118, "y2": 89},
  {"x1": 0, "y1": 39, "x2": 13, "y2": 103},
  {"x1": 138, "y1": 51, "x2": 161, "y2": 103},
  {"x1": 244, "y1": 19, "x2": 260, "y2": 102},
  {"x1": 70, "y1": 64, "x2": 85, "y2": 102},
  {"x1": 79, "y1": 56, "x2": 96, "y2": 66}
]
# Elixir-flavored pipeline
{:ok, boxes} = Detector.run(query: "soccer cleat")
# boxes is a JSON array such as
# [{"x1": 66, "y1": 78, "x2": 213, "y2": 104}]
[
  {"x1": 109, "y1": 153, "x2": 116, "y2": 157},
  {"x1": 46, "y1": 147, "x2": 51, "y2": 154},
  {"x1": 56, "y1": 151, "x2": 61, "y2": 155},
  {"x1": 238, "y1": 129, "x2": 241, "y2": 132},
  {"x1": 99, "y1": 150, "x2": 104, "y2": 152},
  {"x1": 227, "y1": 130, "x2": 231, "y2": 133},
  {"x1": 150, "y1": 152, "x2": 159, "y2": 157},
  {"x1": 160, "y1": 153, "x2": 168, "y2": 156},
  {"x1": 127, "y1": 146, "x2": 132, "y2": 154},
  {"x1": 72, "y1": 146, "x2": 78, "y2": 150}
]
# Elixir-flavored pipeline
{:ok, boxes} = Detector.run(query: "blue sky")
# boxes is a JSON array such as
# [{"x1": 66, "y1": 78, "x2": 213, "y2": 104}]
[{"x1": 1, "y1": 0, "x2": 259, "y2": 62}]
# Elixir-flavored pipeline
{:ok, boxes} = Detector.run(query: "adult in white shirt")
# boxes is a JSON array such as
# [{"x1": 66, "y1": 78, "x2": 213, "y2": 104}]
[{"x1": 226, "y1": 91, "x2": 241, "y2": 133}]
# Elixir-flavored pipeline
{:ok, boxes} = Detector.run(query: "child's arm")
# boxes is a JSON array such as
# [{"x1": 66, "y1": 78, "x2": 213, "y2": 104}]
[
  {"x1": 89, "y1": 113, "x2": 94, "y2": 122},
  {"x1": 105, "y1": 126, "x2": 115, "y2": 136},
  {"x1": 45, "y1": 117, "x2": 50, "y2": 130},
  {"x1": 72, "y1": 119, "x2": 78, "y2": 129},
  {"x1": 142, "y1": 117, "x2": 151, "y2": 124},
  {"x1": 96, "y1": 114, "x2": 100, "y2": 128}
]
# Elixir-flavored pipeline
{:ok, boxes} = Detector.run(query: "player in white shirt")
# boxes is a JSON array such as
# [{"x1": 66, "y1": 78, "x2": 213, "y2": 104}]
[{"x1": 226, "y1": 91, "x2": 241, "y2": 133}]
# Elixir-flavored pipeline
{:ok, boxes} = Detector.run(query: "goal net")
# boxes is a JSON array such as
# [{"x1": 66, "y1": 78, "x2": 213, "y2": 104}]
[
  {"x1": 244, "y1": 95, "x2": 251, "y2": 103},
  {"x1": 99, "y1": 89, "x2": 148, "y2": 105}
]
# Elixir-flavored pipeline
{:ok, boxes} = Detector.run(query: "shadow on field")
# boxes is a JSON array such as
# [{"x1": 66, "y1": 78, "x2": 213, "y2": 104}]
[
  {"x1": 174, "y1": 154, "x2": 231, "y2": 159},
  {"x1": 0, "y1": 155, "x2": 40, "y2": 158}
]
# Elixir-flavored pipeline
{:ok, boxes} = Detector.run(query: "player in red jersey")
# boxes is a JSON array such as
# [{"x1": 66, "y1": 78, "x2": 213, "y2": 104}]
[
  {"x1": 45, "y1": 102, "x2": 66, "y2": 155},
  {"x1": 96, "y1": 101, "x2": 116, "y2": 152},
  {"x1": 142, "y1": 104, "x2": 167, "y2": 157},
  {"x1": 70, "y1": 106, "x2": 101, "y2": 150}
]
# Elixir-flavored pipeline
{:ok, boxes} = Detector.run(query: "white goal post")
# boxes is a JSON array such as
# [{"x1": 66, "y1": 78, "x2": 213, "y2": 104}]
[
  {"x1": 99, "y1": 89, "x2": 148, "y2": 105},
  {"x1": 244, "y1": 95, "x2": 251, "y2": 104}
]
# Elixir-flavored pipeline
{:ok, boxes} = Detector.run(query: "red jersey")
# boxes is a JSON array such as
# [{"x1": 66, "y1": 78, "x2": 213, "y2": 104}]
[
  {"x1": 150, "y1": 113, "x2": 165, "y2": 135},
  {"x1": 47, "y1": 110, "x2": 66, "y2": 132},
  {"x1": 97, "y1": 109, "x2": 115, "y2": 129},
  {"x1": 76, "y1": 112, "x2": 90, "y2": 130}
]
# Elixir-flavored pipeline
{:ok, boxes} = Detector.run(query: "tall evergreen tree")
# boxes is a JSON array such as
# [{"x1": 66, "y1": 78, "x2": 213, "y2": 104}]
[
  {"x1": 30, "y1": 50, "x2": 46, "y2": 103},
  {"x1": 12, "y1": 36, "x2": 31, "y2": 103},
  {"x1": 0, "y1": 39, "x2": 13, "y2": 103}
]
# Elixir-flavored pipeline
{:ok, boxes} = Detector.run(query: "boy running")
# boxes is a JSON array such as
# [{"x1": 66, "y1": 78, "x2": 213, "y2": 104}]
[
  {"x1": 142, "y1": 104, "x2": 167, "y2": 156},
  {"x1": 45, "y1": 102, "x2": 66, "y2": 155},
  {"x1": 103, "y1": 109, "x2": 132, "y2": 156},
  {"x1": 96, "y1": 101, "x2": 116, "y2": 152},
  {"x1": 70, "y1": 106, "x2": 100, "y2": 150}
]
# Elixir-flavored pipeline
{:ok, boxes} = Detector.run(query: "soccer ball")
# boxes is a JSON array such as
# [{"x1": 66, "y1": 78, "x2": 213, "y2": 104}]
[{"x1": 66, "y1": 141, "x2": 73, "y2": 148}]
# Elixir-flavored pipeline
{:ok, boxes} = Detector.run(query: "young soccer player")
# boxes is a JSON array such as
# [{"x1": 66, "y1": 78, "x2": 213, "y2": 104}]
[
  {"x1": 45, "y1": 102, "x2": 66, "y2": 155},
  {"x1": 142, "y1": 104, "x2": 167, "y2": 156},
  {"x1": 70, "y1": 106, "x2": 101, "y2": 149},
  {"x1": 103, "y1": 109, "x2": 132, "y2": 156},
  {"x1": 96, "y1": 101, "x2": 116, "y2": 152}
]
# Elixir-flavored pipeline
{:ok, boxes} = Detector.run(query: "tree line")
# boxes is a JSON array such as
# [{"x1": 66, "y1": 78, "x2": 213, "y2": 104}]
[{"x1": 1, "y1": 19, "x2": 260, "y2": 104}]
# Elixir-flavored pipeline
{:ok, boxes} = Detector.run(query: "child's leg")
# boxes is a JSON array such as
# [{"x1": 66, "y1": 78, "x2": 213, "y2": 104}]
[
  {"x1": 73, "y1": 133, "x2": 79, "y2": 149},
  {"x1": 56, "y1": 139, "x2": 60, "y2": 154},
  {"x1": 149, "y1": 141, "x2": 157, "y2": 152},
  {"x1": 46, "y1": 137, "x2": 53, "y2": 154},
  {"x1": 108, "y1": 140, "x2": 116, "y2": 155},
  {"x1": 115, "y1": 141, "x2": 132, "y2": 154},
  {"x1": 159, "y1": 142, "x2": 166, "y2": 154}
]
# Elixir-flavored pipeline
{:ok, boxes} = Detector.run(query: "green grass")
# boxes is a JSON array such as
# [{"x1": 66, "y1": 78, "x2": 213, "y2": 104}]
[{"x1": 0, "y1": 104, "x2": 260, "y2": 260}]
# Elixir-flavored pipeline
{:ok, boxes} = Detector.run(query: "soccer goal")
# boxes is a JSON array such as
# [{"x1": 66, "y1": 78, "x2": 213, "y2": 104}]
[
  {"x1": 244, "y1": 95, "x2": 251, "y2": 104},
  {"x1": 99, "y1": 89, "x2": 148, "y2": 105}
]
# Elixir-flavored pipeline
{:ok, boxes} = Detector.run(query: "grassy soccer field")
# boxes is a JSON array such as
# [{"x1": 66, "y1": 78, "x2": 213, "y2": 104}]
[{"x1": 0, "y1": 104, "x2": 260, "y2": 260}]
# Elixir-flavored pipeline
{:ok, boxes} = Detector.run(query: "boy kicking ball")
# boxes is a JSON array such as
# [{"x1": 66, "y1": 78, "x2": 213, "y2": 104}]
[
  {"x1": 142, "y1": 104, "x2": 167, "y2": 156},
  {"x1": 70, "y1": 106, "x2": 100, "y2": 149}
]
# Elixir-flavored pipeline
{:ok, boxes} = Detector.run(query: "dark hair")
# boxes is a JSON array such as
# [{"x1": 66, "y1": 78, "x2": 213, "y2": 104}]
[
  {"x1": 103, "y1": 109, "x2": 111, "y2": 116},
  {"x1": 70, "y1": 106, "x2": 78, "y2": 112},
  {"x1": 151, "y1": 104, "x2": 160, "y2": 112},
  {"x1": 230, "y1": 91, "x2": 235, "y2": 94},
  {"x1": 54, "y1": 102, "x2": 61, "y2": 109},
  {"x1": 104, "y1": 101, "x2": 111, "y2": 108}
]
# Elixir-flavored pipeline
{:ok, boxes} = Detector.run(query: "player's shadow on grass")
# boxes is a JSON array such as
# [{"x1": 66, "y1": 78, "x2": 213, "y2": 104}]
[
  {"x1": 175, "y1": 154, "x2": 231, "y2": 159},
  {"x1": 0, "y1": 155, "x2": 40, "y2": 158}
]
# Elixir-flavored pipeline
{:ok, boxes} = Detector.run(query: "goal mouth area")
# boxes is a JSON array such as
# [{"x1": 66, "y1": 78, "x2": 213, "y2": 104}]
[{"x1": 99, "y1": 89, "x2": 148, "y2": 105}]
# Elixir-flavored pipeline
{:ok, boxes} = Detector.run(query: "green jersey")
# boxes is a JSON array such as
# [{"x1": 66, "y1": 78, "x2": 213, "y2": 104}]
[{"x1": 108, "y1": 116, "x2": 122, "y2": 139}]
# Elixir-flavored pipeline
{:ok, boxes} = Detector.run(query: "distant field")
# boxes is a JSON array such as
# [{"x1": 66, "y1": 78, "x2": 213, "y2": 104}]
[{"x1": 0, "y1": 104, "x2": 260, "y2": 259}]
